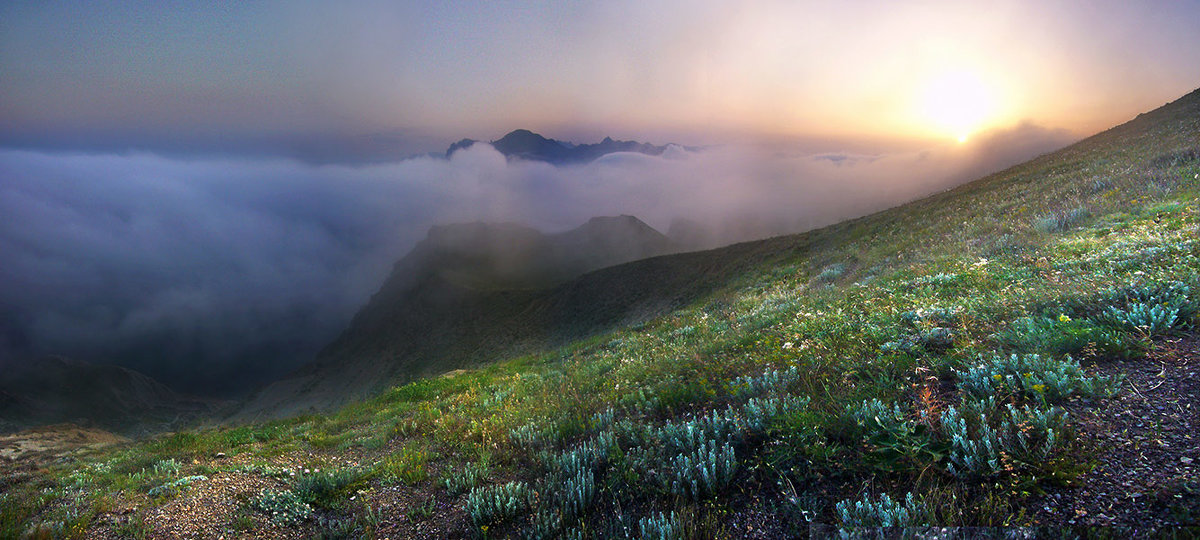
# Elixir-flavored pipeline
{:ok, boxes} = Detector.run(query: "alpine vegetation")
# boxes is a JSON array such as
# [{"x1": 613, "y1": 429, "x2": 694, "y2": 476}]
[
  {"x1": 253, "y1": 489, "x2": 313, "y2": 525},
  {"x1": 836, "y1": 492, "x2": 924, "y2": 527},
  {"x1": 465, "y1": 481, "x2": 532, "y2": 527},
  {"x1": 639, "y1": 511, "x2": 684, "y2": 540},
  {"x1": 956, "y1": 353, "x2": 1122, "y2": 403},
  {"x1": 669, "y1": 438, "x2": 739, "y2": 500},
  {"x1": 941, "y1": 402, "x2": 1067, "y2": 477},
  {"x1": 441, "y1": 460, "x2": 490, "y2": 496}
]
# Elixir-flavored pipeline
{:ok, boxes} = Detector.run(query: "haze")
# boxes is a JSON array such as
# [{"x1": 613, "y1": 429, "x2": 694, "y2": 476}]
[{"x1": 2, "y1": 1, "x2": 1197, "y2": 395}]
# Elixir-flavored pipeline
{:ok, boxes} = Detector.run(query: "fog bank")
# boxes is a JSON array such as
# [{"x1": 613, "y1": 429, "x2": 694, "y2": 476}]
[{"x1": 0, "y1": 123, "x2": 1074, "y2": 394}]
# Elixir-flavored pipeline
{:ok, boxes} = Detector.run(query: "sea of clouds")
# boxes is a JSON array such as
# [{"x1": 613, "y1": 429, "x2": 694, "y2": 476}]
[{"x1": 0, "y1": 123, "x2": 1073, "y2": 394}]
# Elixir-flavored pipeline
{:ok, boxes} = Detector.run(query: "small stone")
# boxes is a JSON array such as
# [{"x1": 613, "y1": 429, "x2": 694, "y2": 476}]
[
  {"x1": 1181, "y1": 456, "x2": 1194, "y2": 464},
  {"x1": 215, "y1": 452, "x2": 226, "y2": 459}
]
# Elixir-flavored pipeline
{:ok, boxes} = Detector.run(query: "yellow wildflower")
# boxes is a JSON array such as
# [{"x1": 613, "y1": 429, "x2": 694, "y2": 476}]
[{"x1": 1058, "y1": 314, "x2": 1071, "y2": 323}]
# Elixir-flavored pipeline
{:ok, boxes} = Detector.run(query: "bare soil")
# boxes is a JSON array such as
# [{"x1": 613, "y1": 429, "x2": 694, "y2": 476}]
[{"x1": 1032, "y1": 333, "x2": 1200, "y2": 535}]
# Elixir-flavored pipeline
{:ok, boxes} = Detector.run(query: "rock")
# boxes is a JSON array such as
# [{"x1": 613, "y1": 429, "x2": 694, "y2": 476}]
[
  {"x1": 1181, "y1": 456, "x2": 1193, "y2": 464},
  {"x1": 215, "y1": 452, "x2": 226, "y2": 459}
]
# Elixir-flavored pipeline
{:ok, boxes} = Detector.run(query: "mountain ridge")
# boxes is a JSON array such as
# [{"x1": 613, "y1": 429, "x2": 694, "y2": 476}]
[
  {"x1": 0, "y1": 355, "x2": 216, "y2": 435},
  {"x1": 445, "y1": 129, "x2": 682, "y2": 164},
  {"x1": 235, "y1": 214, "x2": 680, "y2": 419}
]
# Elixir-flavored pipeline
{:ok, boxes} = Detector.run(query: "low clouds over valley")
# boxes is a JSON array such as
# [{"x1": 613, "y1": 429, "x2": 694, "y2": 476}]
[{"x1": 0, "y1": 123, "x2": 1074, "y2": 394}]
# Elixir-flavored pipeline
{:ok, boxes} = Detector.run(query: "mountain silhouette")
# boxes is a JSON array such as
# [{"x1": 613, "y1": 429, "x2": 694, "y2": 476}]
[{"x1": 445, "y1": 129, "x2": 680, "y2": 163}]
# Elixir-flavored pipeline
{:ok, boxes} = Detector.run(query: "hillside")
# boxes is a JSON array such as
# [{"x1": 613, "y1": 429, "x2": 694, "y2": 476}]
[
  {"x1": 2, "y1": 88, "x2": 1198, "y2": 538},
  {"x1": 237, "y1": 215, "x2": 678, "y2": 419},
  {"x1": 0, "y1": 356, "x2": 213, "y2": 436}
]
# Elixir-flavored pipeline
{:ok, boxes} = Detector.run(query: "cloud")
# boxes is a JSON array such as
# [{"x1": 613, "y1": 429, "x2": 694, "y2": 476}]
[{"x1": 0, "y1": 123, "x2": 1075, "y2": 395}]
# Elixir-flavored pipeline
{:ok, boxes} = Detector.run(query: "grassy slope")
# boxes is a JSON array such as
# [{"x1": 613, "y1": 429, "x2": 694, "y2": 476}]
[{"x1": 3, "y1": 88, "x2": 1199, "y2": 538}]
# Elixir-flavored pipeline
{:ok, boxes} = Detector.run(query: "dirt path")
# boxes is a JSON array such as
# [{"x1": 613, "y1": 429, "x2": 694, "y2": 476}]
[{"x1": 1033, "y1": 333, "x2": 1199, "y2": 533}]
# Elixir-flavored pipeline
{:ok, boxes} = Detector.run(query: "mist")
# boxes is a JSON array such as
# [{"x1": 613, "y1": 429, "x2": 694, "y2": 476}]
[{"x1": 0, "y1": 123, "x2": 1074, "y2": 395}]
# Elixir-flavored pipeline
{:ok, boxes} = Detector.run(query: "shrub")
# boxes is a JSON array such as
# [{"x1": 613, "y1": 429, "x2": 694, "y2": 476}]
[
  {"x1": 315, "y1": 516, "x2": 360, "y2": 540},
  {"x1": 1098, "y1": 281, "x2": 1194, "y2": 324},
  {"x1": 511, "y1": 420, "x2": 560, "y2": 450},
  {"x1": 589, "y1": 408, "x2": 616, "y2": 432},
  {"x1": 378, "y1": 445, "x2": 430, "y2": 486},
  {"x1": 147, "y1": 475, "x2": 207, "y2": 499},
  {"x1": 554, "y1": 468, "x2": 595, "y2": 520},
  {"x1": 984, "y1": 233, "x2": 1028, "y2": 256},
  {"x1": 887, "y1": 306, "x2": 963, "y2": 354},
  {"x1": 917, "y1": 326, "x2": 956, "y2": 351},
  {"x1": 538, "y1": 445, "x2": 602, "y2": 520},
  {"x1": 621, "y1": 387, "x2": 663, "y2": 415},
  {"x1": 849, "y1": 399, "x2": 936, "y2": 469},
  {"x1": 151, "y1": 459, "x2": 181, "y2": 477},
  {"x1": 879, "y1": 337, "x2": 919, "y2": 355},
  {"x1": 728, "y1": 367, "x2": 800, "y2": 400},
  {"x1": 816, "y1": 263, "x2": 847, "y2": 283},
  {"x1": 669, "y1": 439, "x2": 738, "y2": 500},
  {"x1": 465, "y1": 481, "x2": 531, "y2": 527},
  {"x1": 294, "y1": 467, "x2": 369, "y2": 510},
  {"x1": 836, "y1": 492, "x2": 923, "y2": 527},
  {"x1": 639, "y1": 511, "x2": 684, "y2": 540},
  {"x1": 670, "y1": 325, "x2": 696, "y2": 338},
  {"x1": 442, "y1": 460, "x2": 490, "y2": 496},
  {"x1": 941, "y1": 402, "x2": 1067, "y2": 477},
  {"x1": 1100, "y1": 303, "x2": 1180, "y2": 335},
  {"x1": 234, "y1": 463, "x2": 294, "y2": 479},
  {"x1": 1033, "y1": 207, "x2": 1089, "y2": 233},
  {"x1": 253, "y1": 489, "x2": 312, "y2": 525},
  {"x1": 956, "y1": 353, "x2": 1121, "y2": 404},
  {"x1": 850, "y1": 399, "x2": 907, "y2": 434},
  {"x1": 654, "y1": 408, "x2": 745, "y2": 455},
  {"x1": 997, "y1": 316, "x2": 1137, "y2": 357},
  {"x1": 527, "y1": 509, "x2": 565, "y2": 540},
  {"x1": 744, "y1": 395, "x2": 810, "y2": 433}
]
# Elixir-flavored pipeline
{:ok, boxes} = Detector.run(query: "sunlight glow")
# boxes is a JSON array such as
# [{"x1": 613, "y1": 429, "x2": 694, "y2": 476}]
[{"x1": 920, "y1": 70, "x2": 996, "y2": 141}]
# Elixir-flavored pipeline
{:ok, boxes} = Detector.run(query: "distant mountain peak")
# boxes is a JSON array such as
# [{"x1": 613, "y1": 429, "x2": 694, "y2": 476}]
[
  {"x1": 445, "y1": 138, "x2": 476, "y2": 156},
  {"x1": 445, "y1": 130, "x2": 680, "y2": 164},
  {"x1": 577, "y1": 214, "x2": 656, "y2": 232}
]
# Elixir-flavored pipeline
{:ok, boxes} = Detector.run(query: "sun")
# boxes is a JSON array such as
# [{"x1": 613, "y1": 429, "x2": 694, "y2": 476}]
[{"x1": 919, "y1": 70, "x2": 995, "y2": 142}]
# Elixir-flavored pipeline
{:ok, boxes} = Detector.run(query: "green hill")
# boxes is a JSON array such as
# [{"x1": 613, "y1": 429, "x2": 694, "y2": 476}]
[
  {"x1": 3, "y1": 88, "x2": 1198, "y2": 538},
  {"x1": 236, "y1": 215, "x2": 679, "y2": 420}
]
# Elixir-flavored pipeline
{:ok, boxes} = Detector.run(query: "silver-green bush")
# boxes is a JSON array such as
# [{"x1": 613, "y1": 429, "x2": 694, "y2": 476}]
[
  {"x1": 465, "y1": 481, "x2": 531, "y2": 526},
  {"x1": 957, "y1": 353, "x2": 1121, "y2": 403},
  {"x1": 836, "y1": 492, "x2": 923, "y2": 527},
  {"x1": 639, "y1": 511, "x2": 684, "y2": 540},
  {"x1": 669, "y1": 439, "x2": 738, "y2": 500}
]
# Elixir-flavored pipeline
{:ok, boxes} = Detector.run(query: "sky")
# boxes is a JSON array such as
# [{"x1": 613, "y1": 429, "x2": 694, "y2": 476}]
[
  {"x1": 2, "y1": 1, "x2": 1198, "y2": 158},
  {"x1": 1, "y1": 1, "x2": 1197, "y2": 395}
]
